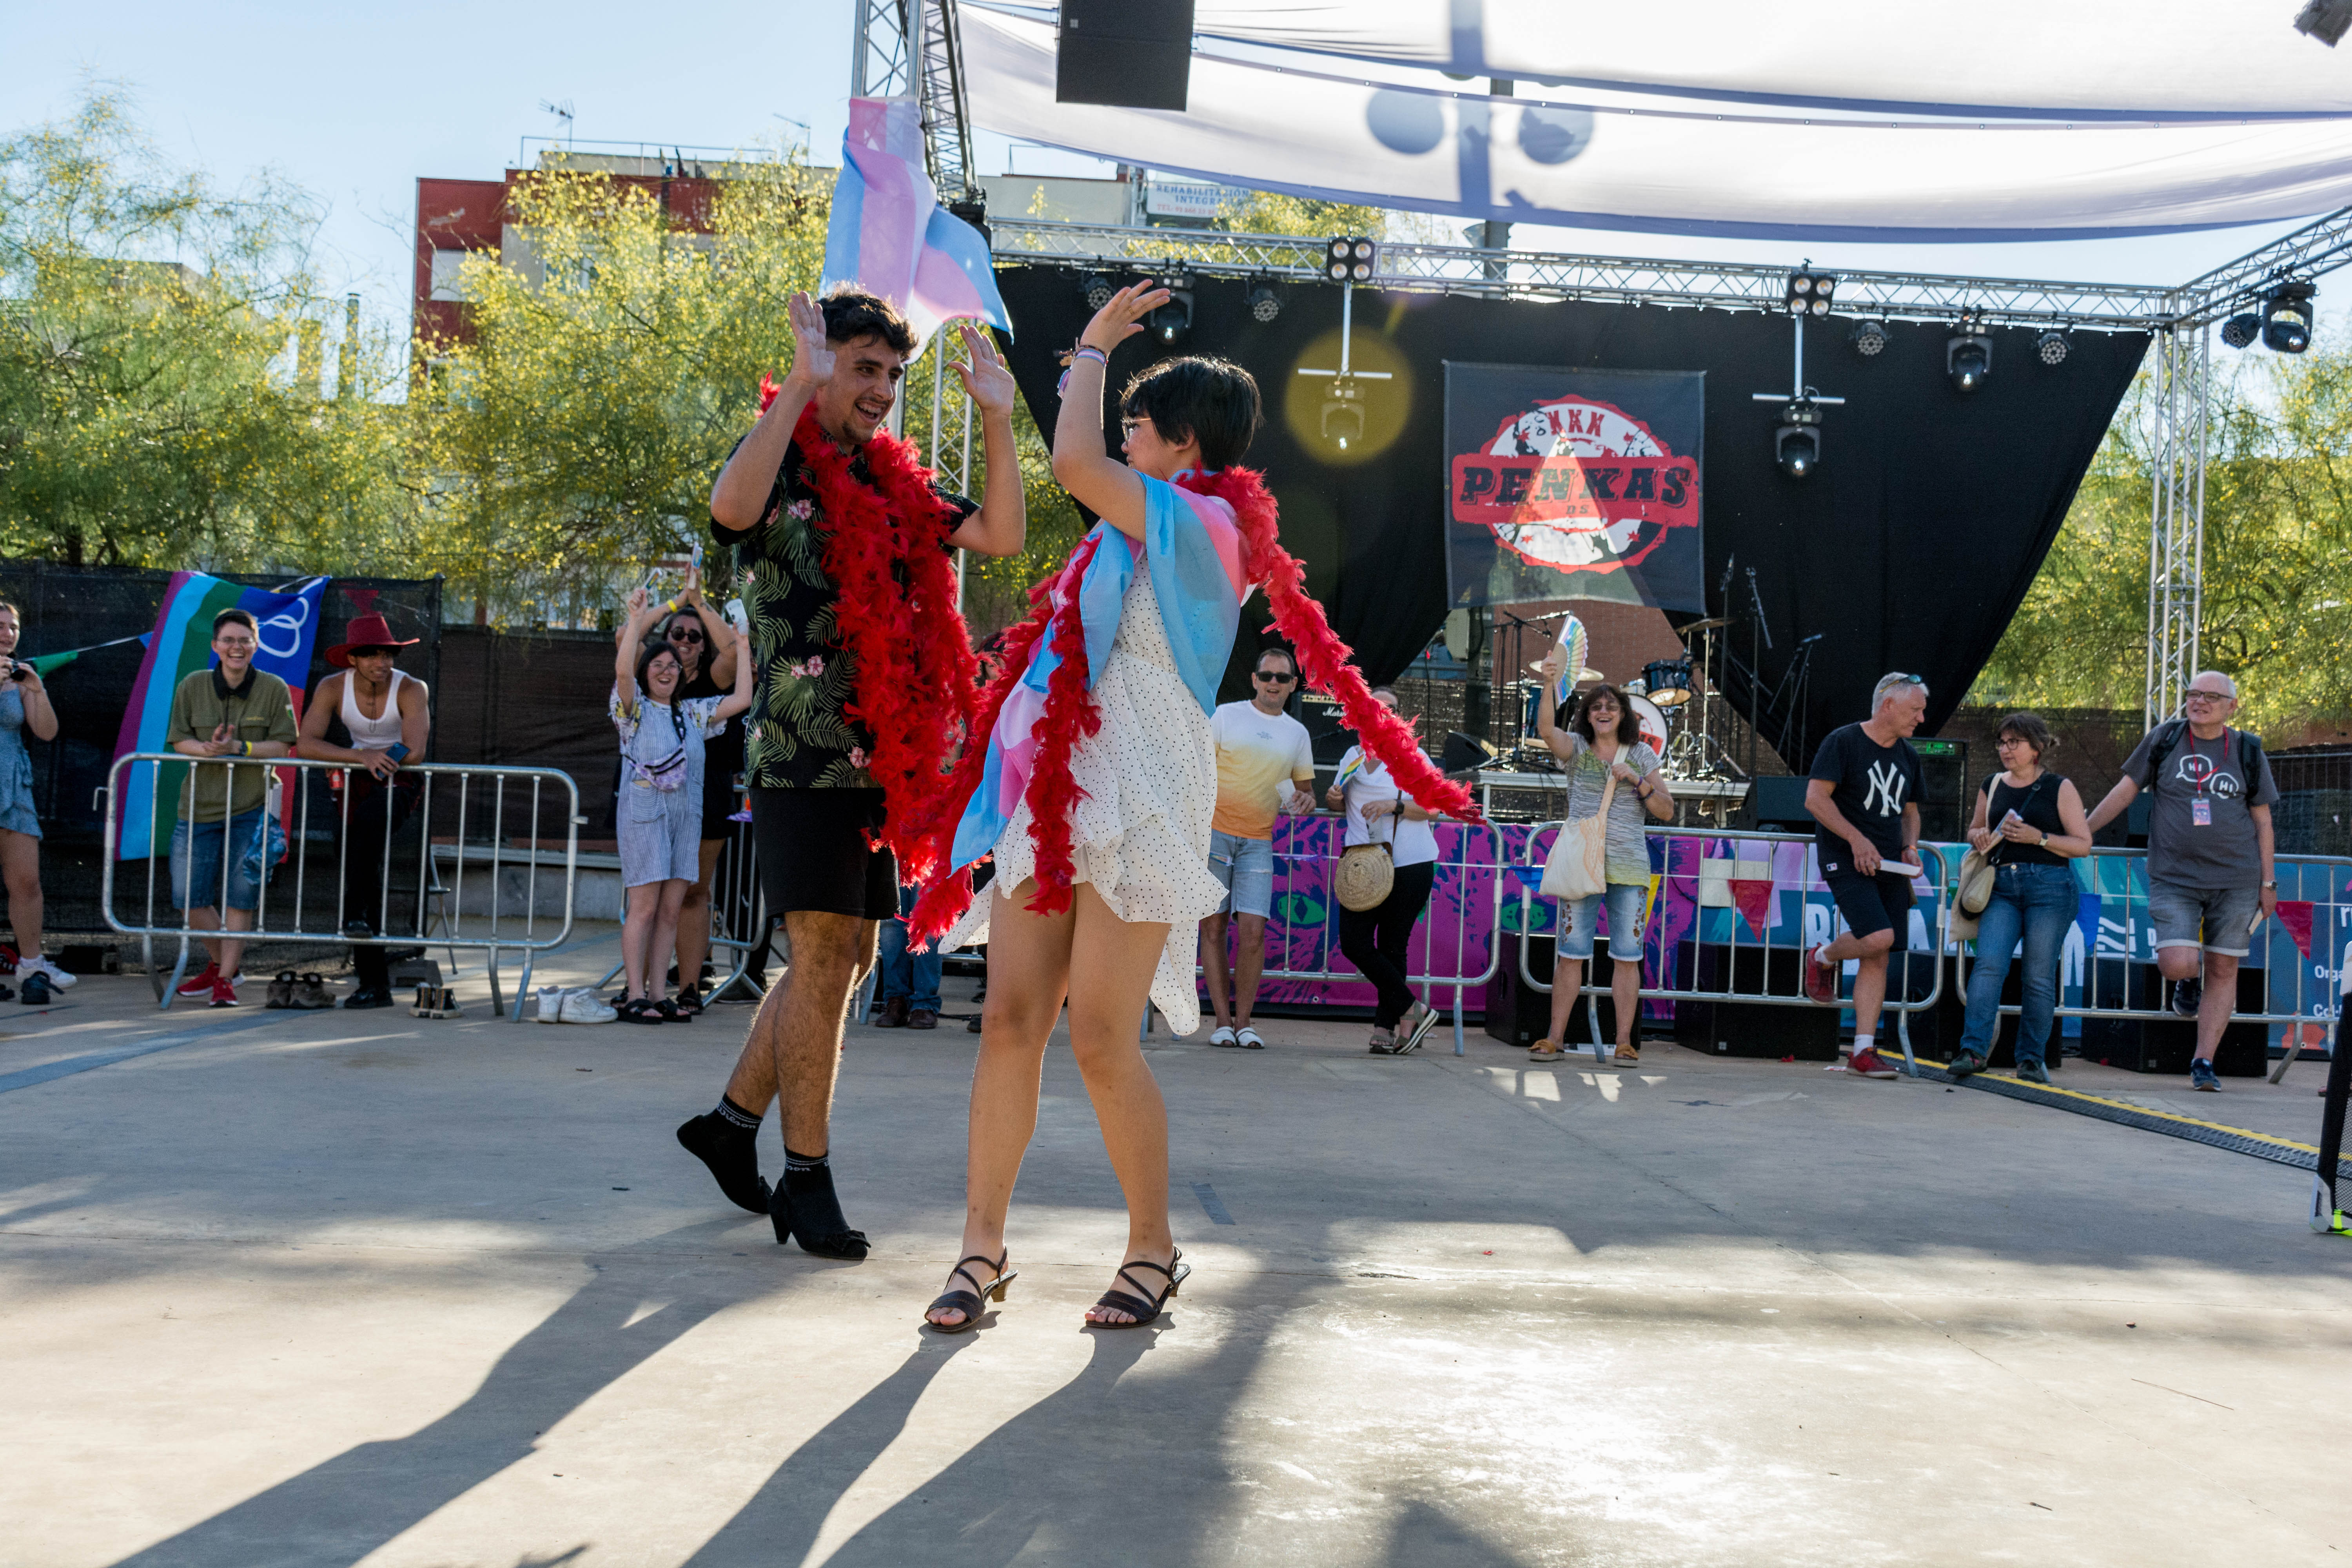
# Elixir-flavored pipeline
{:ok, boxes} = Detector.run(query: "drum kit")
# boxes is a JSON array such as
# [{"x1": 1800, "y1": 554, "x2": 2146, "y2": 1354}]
[{"x1": 1492, "y1": 612, "x2": 1749, "y2": 819}]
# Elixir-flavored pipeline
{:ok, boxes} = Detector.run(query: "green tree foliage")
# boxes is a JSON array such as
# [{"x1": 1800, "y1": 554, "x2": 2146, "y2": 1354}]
[
  {"x1": 1973, "y1": 348, "x2": 2352, "y2": 736},
  {"x1": 0, "y1": 89, "x2": 411, "y2": 570}
]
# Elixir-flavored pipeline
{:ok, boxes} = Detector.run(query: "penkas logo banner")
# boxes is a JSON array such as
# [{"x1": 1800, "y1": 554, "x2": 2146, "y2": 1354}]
[{"x1": 1443, "y1": 363, "x2": 1706, "y2": 612}]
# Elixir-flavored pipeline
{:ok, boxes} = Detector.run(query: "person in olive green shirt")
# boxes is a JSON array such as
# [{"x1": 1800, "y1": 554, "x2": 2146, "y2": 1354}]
[{"x1": 163, "y1": 608, "x2": 297, "y2": 1006}]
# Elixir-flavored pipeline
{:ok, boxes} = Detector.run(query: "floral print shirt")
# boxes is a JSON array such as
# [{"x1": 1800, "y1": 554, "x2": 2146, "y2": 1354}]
[{"x1": 712, "y1": 435, "x2": 974, "y2": 789}]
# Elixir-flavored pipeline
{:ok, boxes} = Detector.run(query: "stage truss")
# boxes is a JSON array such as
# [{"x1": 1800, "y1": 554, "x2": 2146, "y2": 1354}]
[{"x1": 858, "y1": 0, "x2": 2352, "y2": 721}]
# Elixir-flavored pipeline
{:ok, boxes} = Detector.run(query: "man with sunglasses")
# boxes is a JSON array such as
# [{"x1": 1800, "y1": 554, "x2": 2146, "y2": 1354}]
[
  {"x1": 2086, "y1": 671, "x2": 2278, "y2": 1091},
  {"x1": 1201, "y1": 646, "x2": 1316, "y2": 1049}
]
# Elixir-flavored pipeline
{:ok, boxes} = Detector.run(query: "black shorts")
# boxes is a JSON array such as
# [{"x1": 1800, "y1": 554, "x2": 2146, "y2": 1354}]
[
  {"x1": 1824, "y1": 866, "x2": 1915, "y2": 942},
  {"x1": 750, "y1": 788, "x2": 897, "y2": 922}
]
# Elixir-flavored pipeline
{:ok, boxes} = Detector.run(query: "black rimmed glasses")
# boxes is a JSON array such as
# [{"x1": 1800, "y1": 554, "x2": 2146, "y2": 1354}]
[{"x1": 2184, "y1": 688, "x2": 2232, "y2": 704}]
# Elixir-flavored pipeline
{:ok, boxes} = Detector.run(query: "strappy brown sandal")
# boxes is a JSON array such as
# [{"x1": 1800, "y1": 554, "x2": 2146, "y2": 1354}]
[
  {"x1": 924, "y1": 1250, "x2": 1014, "y2": 1334},
  {"x1": 1087, "y1": 1249, "x2": 1189, "y2": 1329}
]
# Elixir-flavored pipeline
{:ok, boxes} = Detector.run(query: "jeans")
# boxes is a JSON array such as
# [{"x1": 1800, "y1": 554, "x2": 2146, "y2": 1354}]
[
  {"x1": 1958, "y1": 861, "x2": 2077, "y2": 1067},
  {"x1": 169, "y1": 808, "x2": 268, "y2": 912},
  {"x1": 879, "y1": 883, "x2": 941, "y2": 1013},
  {"x1": 1337, "y1": 860, "x2": 1436, "y2": 1029}
]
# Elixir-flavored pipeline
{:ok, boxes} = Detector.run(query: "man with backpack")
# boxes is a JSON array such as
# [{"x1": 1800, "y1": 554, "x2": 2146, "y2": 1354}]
[{"x1": 2085, "y1": 672, "x2": 2278, "y2": 1091}]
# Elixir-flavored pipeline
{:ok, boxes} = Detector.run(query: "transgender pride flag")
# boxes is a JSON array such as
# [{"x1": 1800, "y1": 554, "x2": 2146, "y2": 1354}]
[{"x1": 821, "y1": 97, "x2": 1011, "y2": 352}]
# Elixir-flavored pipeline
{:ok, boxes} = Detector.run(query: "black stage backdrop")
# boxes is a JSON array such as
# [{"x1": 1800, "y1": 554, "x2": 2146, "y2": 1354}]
[{"x1": 994, "y1": 266, "x2": 2145, "y2": 757}]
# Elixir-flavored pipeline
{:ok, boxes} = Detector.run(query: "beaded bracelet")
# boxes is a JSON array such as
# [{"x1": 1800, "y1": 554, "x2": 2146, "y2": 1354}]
[{"x1": 1055, "y1": 344, "x2": 1109, "y2": 398}]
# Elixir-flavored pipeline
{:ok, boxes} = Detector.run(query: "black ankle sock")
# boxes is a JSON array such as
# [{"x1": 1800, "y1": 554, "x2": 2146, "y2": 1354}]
[
  {"x1": 713, "y1": 1096, "x2": 762, "y2": 1134},
  {"x1": 780, "y1": 1147, "x2": 866, "y2": 1257},
  {"x1": 676, "y1": 1103, "x2": 771, "y2": 1215}
]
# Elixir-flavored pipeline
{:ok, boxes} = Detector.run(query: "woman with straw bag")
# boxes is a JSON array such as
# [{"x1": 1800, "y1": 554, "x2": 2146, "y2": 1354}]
[
  {"x1": 1532, "y1": 661, "x2": 1673, "y2": 1064},
  {"x1": 1328, "y1": 686, "x2": 1445, "y2": 1054}
]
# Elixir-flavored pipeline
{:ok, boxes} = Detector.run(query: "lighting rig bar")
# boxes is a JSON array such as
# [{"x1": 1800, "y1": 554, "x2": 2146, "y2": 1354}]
[
  {"x1": 988, "y1": 219, "x2": 2176, "y2": 331},
  {"x1": 915, "y1": 0, "x2": 980, "y2": 204},
  {"x1": 2169, "y1": 203, "x2": 2352, "y2": 328}
]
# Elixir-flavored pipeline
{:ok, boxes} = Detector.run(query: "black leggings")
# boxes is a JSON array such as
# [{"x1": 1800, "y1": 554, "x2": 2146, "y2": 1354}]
[{"x1": 1336, "y1": 860, "x2": 1437, "y2": 1029}]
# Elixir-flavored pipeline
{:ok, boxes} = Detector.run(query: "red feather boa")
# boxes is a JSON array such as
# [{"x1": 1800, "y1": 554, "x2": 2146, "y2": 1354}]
[
  {"x1": 770, "y1": 390, "x2": 981, "y2": 886},
  {"x1": 904, "y1": 465, "x2": 1479, "y2": 947}
]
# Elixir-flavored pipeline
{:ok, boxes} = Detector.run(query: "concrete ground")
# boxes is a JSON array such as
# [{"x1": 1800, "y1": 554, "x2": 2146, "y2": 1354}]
[{"x1": 3, "y1": 930, "x2": 2348, "y2": 1567}]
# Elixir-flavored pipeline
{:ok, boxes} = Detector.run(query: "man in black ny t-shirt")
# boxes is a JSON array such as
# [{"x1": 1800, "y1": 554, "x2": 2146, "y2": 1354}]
[{"x1": 1803, "y1": 673, "x2": 1928, "y2": 1080}]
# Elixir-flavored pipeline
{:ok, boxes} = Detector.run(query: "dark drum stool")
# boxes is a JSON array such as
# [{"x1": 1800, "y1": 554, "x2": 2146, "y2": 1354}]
[{"x1": 1642, "y1": 658, "x2": 1693, "y2": 707}]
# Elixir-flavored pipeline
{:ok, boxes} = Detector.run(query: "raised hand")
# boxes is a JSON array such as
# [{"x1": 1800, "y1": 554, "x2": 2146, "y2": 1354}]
[
  {"x1": 953, "y1": 321, "x2": 1017, "y2": 416},
  {"x1": 1079, "y1": 281, "x2": 1172, "y2": 356},
  {"x1": 784, "y1": 291, "x2": 835, "y2": 390}
]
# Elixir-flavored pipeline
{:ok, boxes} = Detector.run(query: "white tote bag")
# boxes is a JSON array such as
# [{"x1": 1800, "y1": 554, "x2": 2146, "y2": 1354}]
[{"x1": 1540, "y1": 771, "x2": 1618, "y2": 903}]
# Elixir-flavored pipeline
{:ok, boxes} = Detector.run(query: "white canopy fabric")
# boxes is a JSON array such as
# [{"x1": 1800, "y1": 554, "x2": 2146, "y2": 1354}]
[
  {"x1": 963, "y1": 7, "x2": 2352, "y2": 241},
  {"x1": 1184, "y1": 0, "x2": 2352, "y2": 120}
]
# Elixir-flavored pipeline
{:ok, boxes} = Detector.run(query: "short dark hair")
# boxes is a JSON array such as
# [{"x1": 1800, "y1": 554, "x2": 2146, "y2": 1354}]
[
  {"x1": 1573, "y1": 683, "x2": 1642, "y2": 747},
  {"x1": 1997, "y1": 710, "x2": 2056, "y2": 759},
  {"x1": 1122, "y1": 356, "x2": 1263, "y2": 470},
  {"x1": 636, "y1": 639, "x2": 683, "y2": 694},
  {"x1": 1255, "y1": 644, "x2": 1297, "y2": 675},
  {"x1": 820, "y1": 288, "x2": 916, "y2": 358},
  {"x1": 213, "y1": 608, "x2": 256, "y2": 637}
]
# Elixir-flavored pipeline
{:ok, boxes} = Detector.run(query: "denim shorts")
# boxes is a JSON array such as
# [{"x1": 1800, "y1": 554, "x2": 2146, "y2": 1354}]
[
  {"x1": 2148, "y1": 877, "x2": 2262, "y2": 958},
  {"x1": 169, "y1": 808, "x2": 267, "y2": 912},
  {"x1": 1556, "y1": 880, "x2": 1647, "y2": 961},
  {"x1": 1208, "y1": 829, "x2": 1275, "y2": 919}
]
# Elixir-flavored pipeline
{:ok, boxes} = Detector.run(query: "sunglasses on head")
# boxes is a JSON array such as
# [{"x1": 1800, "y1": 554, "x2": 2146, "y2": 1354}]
[{"x1": 1254, "y1": 670, "x2": 1296, "y2": 684}]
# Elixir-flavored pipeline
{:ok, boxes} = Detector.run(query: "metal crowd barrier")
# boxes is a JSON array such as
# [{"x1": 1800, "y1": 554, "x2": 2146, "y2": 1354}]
[
  {"x1": 102, "y1": 753, "x2": 581, "y2": 1020},
  {"x1": 594, "y1": 808, "x2": 772, "y2": 1006},
  {"x1": 1949, "y1": 846, "x2": 2346, "y2": 1083},
  {"x1": 1514, "y1": 824, "x2": 1951, "y2": 1071},
  {"x1": 1177, "y1": 817, "x2": 1506, "y2": 1056}
]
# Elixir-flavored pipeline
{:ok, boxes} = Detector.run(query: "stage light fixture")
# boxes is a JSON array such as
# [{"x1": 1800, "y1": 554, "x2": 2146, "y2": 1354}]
[
  {"x1": 1848, "y1": 318, "x2": 1888, "y2": 357},
  {"x1": 1149, "y1": 281, "x2": 1194, "y2": 345},
  {"x1": 1247, "y1": 282, "x2": 1282, "y2": 323},
  {"x1": 2295, "y1": 0, "x2": 2352, "y2": 46},
  {"x1": 2263, "y1": 281, "x2": 2316, "y2": 353},
  {"x1": 2035, "y1": 329, "x2": 2070, "y2": 366},
  {"x1": 1773, "y1": 399, "x2": 1823, "y2": 479},
  {"x1": 1946, "y1": 327, "x2": 1992, "y2": 393},
  {"x1": 1326, "y1": 235, "x2": 1378, "y2": 283},
  {"x1": 1321, "y1": 374, "x2": 1367, "y2": 451},
  {"x1": 1786, "y1": 267, "x2": 1837, "y2": 318},
  {"x1": 1081, "y1": 273, "x2": 1116, "y2": 311},
  {"x1": 2221, "y1": 312, "x2": 2263, "y2": 349}
]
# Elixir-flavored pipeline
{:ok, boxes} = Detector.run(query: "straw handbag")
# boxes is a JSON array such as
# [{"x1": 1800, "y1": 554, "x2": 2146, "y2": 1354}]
[
  {"x1": 1541, "y1": 770, "x2": 1619, "y2": 902},
  {"x1": 1335, "y1": 800, "x2": 1396, "y2": 912}
]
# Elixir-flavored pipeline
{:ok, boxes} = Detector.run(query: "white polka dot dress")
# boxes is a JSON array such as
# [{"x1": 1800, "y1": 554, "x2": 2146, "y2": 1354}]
[{"x1": 944, "y1": 568, "x2": 1225, "y2": 1034}]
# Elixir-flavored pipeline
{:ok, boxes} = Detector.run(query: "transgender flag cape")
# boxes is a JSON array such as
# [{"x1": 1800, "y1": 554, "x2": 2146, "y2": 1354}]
[{"x1": 947, "y1": 475, "x2": 1245, "y2": 873}]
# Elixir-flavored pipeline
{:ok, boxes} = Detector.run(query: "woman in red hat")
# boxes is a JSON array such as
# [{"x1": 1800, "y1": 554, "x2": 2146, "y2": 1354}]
[{"x1": 296, "y1": 611, "x2": 431, "y2": 1007}]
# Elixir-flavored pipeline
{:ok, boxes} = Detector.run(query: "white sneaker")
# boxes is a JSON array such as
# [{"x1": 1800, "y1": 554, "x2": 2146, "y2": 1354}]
[
  {"x1": 18, "y1": 955, "x2": 76, "y2": 989},
  {"x1": 535, "y1": 985, "x2": 564, "y2": 1024},
  {"x1": 557, "y1": 989, "x2": 617, "y2": 1025}
]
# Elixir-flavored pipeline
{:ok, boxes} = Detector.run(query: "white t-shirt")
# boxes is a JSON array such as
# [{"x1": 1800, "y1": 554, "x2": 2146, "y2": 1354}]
[
  {"x1": 1209, "y1": 700, "x2": 1316, "y2": 840},
  {"x1": 1334, "y1": 745, "x2": 1439, "y2": 868}
]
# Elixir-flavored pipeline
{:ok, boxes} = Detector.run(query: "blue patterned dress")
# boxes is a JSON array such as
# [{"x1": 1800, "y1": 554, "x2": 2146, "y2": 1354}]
[{"x1": 0, "y1": 684, "x2": 39, "y2": 838}]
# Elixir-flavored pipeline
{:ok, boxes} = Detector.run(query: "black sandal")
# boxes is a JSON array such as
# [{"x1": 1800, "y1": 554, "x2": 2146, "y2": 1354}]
[
  {"x1": 618, "y1": 998, "x2": 664, "y2": 1025},
  {"x1": 1087, "y1": 1249, "x2": 1189, "y2": 1329},
  {"x1": 924, "y1": 1250, "x2": 1015, "y2": 1334}
]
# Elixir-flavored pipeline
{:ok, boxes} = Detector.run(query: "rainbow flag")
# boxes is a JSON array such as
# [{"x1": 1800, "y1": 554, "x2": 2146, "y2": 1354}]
[
  {"x1": 821, "y1": 97, "x2": 1011, "y2": 352},
  {"x1": 112, "y1": 573, "x2": 327, "y2": 860}
]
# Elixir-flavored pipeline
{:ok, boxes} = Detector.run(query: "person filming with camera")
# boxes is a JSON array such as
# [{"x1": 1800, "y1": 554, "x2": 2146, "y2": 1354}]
[{"x1": 0, "y1": 601, "x2": 73, "y2": 998}]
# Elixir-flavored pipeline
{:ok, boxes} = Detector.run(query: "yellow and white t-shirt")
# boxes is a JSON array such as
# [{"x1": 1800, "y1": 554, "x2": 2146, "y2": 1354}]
[{"x1": 1209, "y1": 700, "x2": 1316, "y2": 840}]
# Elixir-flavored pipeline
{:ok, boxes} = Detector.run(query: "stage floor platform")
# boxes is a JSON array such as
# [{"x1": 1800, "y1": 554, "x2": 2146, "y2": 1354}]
[{"x1": 4, "y1": 935, "x2": 2347, "y2": 1566}]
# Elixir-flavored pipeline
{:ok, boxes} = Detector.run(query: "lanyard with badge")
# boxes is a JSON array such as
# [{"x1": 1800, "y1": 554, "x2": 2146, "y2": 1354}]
[{"x1": 2185, "y1": 730, "x2": 2225, "y2": 826}]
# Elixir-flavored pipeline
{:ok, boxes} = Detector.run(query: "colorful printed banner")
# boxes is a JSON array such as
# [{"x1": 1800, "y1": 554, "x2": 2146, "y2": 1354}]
[
  {"x1": 822, "y1": 97, "x2": 1012, "y2": 353},
  {"x1": 112, "y1": 574, "x2": 327, "y2": 860}
]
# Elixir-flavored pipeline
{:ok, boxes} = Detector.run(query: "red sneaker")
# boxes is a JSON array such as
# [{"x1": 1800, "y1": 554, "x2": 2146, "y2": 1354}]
[
  {"x1": 208, "y1": 976, "x2": 240, "y2": 1008},
  {"x1": 1801, "y1": 946, "x2": 1840, "y2": 1005},
  {"x1": 1848, "y1": 1047, "x2": 1898, "y2": 1079},
  {"x1": 176, "y1": 961, "x2": 221, "y2": 997}
]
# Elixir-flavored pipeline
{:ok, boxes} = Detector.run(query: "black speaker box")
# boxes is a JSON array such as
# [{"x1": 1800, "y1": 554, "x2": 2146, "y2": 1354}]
[
  {"x1": 1908, "y1": 958, "x2": 2063, "y2": 1071},
  {"x1": 2076, "y1": 960, "x2": 2269, "y2": 1076},
  {"x1": 1056, "y1": 0, "x2": 1196, "y2": 110},
  {"x1": 1483, "y1": 935, "x2": 1639, "y2": 1047},
  {"x1": 1750, "y1": 775, "x2": 1813, "y2": 830},
  {"x1": 1671, "y1": 944, "x2": 1840, "y2": 1059},
  {"x1": 1909, "y1": 738, "x2": 1971, "y2": 844}
]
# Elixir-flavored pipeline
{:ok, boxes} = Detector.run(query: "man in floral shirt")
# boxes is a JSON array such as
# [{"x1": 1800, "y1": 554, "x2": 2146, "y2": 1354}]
[{"x1": 673, "y1": 287, "x2": 1026, "y2": 1259}]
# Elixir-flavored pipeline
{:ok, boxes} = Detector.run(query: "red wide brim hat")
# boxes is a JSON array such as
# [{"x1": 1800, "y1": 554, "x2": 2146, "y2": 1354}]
[{"x1": 325, "y1": 612, "x2": 422, "y2": 668}]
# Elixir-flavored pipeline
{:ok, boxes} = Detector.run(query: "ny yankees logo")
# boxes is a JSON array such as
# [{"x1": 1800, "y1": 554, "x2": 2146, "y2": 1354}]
[{"x1": 1863, "y1": 760, "x2": 1908, "y2": 816}]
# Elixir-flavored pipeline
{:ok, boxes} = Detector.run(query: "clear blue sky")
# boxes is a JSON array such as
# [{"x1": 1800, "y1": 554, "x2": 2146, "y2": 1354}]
[{"x1": 2, "y1": 1, "x2": 2317, "y2": 336}]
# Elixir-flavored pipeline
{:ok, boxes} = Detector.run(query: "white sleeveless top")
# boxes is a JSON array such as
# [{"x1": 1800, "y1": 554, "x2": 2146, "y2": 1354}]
[{"x1": 339, "y1": 668, "x2": 412, "y2": 749}]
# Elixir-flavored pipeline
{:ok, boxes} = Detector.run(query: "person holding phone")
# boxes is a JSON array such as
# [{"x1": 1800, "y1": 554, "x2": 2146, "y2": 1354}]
[
  {"x1": 1947, "y1": 712, "x2": 2092, "y2": 1084},
  {"x1": 0, "y1": 600, "x2": 72, "y2": 995},
  {"x1": 298, "y1": 613, "x2": 432, "y2": 1008}
]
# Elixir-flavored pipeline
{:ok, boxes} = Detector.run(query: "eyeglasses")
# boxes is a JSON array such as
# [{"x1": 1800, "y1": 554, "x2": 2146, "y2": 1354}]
[
  {"x1": 215, "y1": 638, "x2": 255, "y2": 652},
  {"x1": 668, "y1": 627, "x2": 705, "y2": 643},
  {"x1": 1254, "y1": 670, "x2": 1296, "y2": 684},
  {"x1": 1995, "y1": 735, "x2": 2032, "y2": 748},
  {"x1": 1120, "y1": 419, "x2": 1145, "y2": 439},
  {"x1": 2184, "y1": 688, "x2": 2232, "y2": 704}
]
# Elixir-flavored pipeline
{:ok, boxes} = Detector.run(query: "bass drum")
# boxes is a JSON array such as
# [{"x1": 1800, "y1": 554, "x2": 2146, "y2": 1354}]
[{"x1": 1628, "y1": 693, "x2": 1670, "y2": 760}]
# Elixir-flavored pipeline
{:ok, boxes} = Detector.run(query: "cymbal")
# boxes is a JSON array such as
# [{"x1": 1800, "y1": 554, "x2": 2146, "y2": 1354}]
[{"x1": 1679, "y1": 616, "x2": 1733, "y2": 633}]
